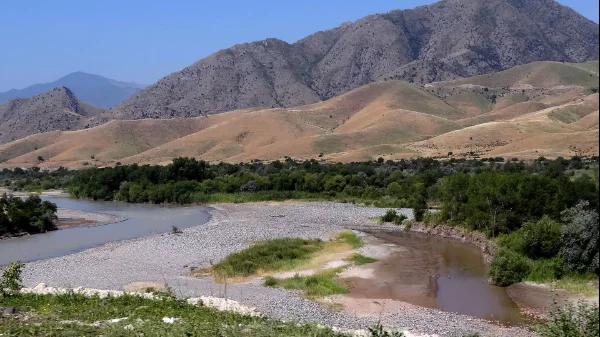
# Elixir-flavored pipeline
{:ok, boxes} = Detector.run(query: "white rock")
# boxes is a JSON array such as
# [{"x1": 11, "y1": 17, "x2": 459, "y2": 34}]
[
  {"x1": 33, "y1": 283, "x2": 46, "y2": 290},
  {"x1": 162, "y1": 317, "x2": 179, "y2": 324}
]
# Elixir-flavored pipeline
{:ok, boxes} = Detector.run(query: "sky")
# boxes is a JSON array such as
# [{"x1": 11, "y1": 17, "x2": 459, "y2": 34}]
[{"x1": 0, "y1": 0, "x2": 598, "y2": 92}]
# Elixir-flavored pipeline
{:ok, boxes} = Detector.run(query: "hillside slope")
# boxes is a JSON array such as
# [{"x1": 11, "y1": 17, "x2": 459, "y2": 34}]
[
  {"x1": 0, "y1": 87, "x2": 104, "y2": 145},
  {"x1": 0, "y1": 72, "x2": 146, "y2": 109},
  {"x1": 103, "y1": 0, "x2": 599, "y2": 120}
]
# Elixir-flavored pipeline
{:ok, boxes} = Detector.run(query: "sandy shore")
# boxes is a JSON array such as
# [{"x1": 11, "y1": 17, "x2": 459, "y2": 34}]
[
  {"x1": 22, "y1": 202, "x2": 534, "y2": 337},
  {"x1": 56, "y1": 208, "x2": 127, "y2": 228}
]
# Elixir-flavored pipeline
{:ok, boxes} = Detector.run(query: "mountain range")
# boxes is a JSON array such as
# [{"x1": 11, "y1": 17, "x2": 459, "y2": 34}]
[
  {"x1": 0, "y1": 0, "x2": 598, "y2": 166},
  {"x1": 0, "y1": 72, "x2": 145, "y2": 109},
  {"x1": 0, "y1": 60, "x2": 597, "y2": 168},
  {"x1": 101, "y1": 0, "x2": 599, "y2": 121}
]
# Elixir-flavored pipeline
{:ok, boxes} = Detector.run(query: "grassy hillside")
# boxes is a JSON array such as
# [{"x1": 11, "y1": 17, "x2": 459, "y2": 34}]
[{"x1": 0, "y1": 61, "x2": 598, "y2": 168}]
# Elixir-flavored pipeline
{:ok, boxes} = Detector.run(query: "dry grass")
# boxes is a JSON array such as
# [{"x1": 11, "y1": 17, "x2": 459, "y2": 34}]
[{"x1": 1, "y1": 61, "x2": 598, "y2": 168}]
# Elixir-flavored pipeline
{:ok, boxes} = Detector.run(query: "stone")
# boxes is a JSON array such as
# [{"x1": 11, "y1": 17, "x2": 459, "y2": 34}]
[
  {"x1": 33, "y1": 283, "x2": 46, "y2": 290},
  {"x1": 3, "y1": 307, "x2": 17, "y2": 315}
]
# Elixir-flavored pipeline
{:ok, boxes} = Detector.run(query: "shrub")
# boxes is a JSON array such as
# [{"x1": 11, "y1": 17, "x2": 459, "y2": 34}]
[
  {"x1": 560, "y1": 201, "x2": 599, "y2": 275},
  {"x1": 0, "y1": 262, "x2": 24, "y2": 297},
  {"x1": 521, "y1": 216, "x2": 563, "y2": 259},
  {"x1": 489, "y1": 249, "x2": 531, "y2": 286},
  {"x1": 368, "y1": 323, "x2": 404, "y2": 337},
  {"x1": 381, "y1": 210, "x2": 398, "y2": 223},
  {"x1": 536, "y1": 301, "x2": 599, "y2": 337}
]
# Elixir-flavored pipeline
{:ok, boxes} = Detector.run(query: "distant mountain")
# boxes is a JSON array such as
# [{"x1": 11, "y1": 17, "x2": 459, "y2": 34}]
[
  {"x1": 104, "y1": 0, "x2": 599, "y2": 120},
  {"x1": 0, "y1": 72, "x2": 146, "y2": 109},
  {"x1": 0, "y1": 87, "x2": 103, "y2": 144}
]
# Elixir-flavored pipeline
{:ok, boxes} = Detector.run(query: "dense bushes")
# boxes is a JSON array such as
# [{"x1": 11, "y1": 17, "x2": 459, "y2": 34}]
[
  {"x1": 440, "y1": 172, "x2": 597, "y2": 236},
  {"x1": 560, "y1": 202, "x2": 599, "y2": 275},
  {"x1": 489, "y1": 249, "x2": 531, "y2": 286},
  {"x1": 0, "y1": 194, "x2": 57, "y2": 235},
  {"x1": 492, "y1": 203, "x2": 599, "y2": 286}
]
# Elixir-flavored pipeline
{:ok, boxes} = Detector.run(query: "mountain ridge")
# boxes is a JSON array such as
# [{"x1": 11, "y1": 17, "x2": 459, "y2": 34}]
[
  {"x1": 0, "y1": 87, "x2": 104, "y2": 145},
  {"x1": 102, "y1": 0, "x2": 598, "y2": 121},
  {"x1": 0, "y1": 72, "x2": 146, "y2": 109}
]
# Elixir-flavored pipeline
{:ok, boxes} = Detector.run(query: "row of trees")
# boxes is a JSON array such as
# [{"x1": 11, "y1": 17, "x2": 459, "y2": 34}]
[{"x1": 0, "y1": 194, "x2": 57, "y2": 236}]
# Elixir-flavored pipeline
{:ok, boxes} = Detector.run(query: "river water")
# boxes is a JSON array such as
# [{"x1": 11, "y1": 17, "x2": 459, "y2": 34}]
[
  {"x1": 343, "y1": 230, "x2": 525, "y2": 325},
  {"x1": 0, "y1": 197, "x2": 211, "y2": 265}
]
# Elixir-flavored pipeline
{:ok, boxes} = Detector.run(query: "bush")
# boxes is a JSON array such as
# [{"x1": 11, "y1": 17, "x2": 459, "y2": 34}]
[
  {"x1": 381, "y1": 210, "x2": 398, "y2": 223},
  {"x1": 0, "y1": 262, "x2": 24, "y2": 297},
  {"x1": 521, "y1": 216, "x2": 563, "y2": 259},
  {"x1": 560, "y1": 201, "x2": 599, "y2": 275},
  {"x1": 489, "y1": 249, "x2": 531, "y2": 286},
  {"x1": 537, "y1": 301, "x2": 599, "y2": 337}
]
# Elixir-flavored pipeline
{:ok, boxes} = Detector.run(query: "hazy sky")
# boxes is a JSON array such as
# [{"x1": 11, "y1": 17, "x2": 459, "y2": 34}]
[{"x1": 0, "y1": 0, "x2": 597, "y2": 91}]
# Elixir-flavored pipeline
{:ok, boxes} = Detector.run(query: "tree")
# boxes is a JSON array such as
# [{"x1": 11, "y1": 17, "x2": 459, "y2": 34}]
[
  {"x1": 560, "y1": 201, "x2": 599, "y2": 274},
  {"x1": 490, "y1": 249, "x2": 531, "y2": 286},
  {"x1": 521, "y1": 216, "x2": 563, "y2": 259}
]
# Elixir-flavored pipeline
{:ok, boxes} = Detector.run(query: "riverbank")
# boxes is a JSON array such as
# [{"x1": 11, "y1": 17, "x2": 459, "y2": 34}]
[{"x1": 17, "y1": 202, "x2": 536, "y2": 337}]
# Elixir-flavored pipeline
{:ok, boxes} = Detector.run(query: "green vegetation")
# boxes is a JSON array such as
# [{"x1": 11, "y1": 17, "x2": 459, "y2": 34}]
[
  {"x1": 263, "y1": 268, "x2": 348, "y2": 297},
  {"x1": 211, "y1": 238, "x2": 323, "y2": 279},
  {"x1": 0, "y1": 194, "x2": 57, "y2": 236},
  {"x1": 0, "y1": 292, "x2": 350, "y2": 337},
  {"x1": 346, "y1": 253, "x2": 377, "y2": 265},
  {"x1": 491, "y1": 202, "x2": 599, "y2": 288},
  {"x1": 380, "y1": 209, "x2": 407, "y2": 225},
  {"x1": 0, "y1": 262, "x2": 24, "y2": 298},
  {"x1": 489, "y1": 249, "x2": 531, "y2": 286},
  {"x1": 335, "y1": 230, "x2": 363, "y2": 249},
  {"x1": 536, "y1": 301, "x2": 599, "y2": 337}
]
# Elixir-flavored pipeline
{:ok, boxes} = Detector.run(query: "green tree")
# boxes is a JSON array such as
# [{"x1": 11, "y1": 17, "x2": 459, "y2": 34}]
[
  {"x1": 490, "y1": 249, "x2": 531, "y2": 286},
  {"x1": 521, "y1": 216, "x2": 563, "y2": 259},
  {"x1": 560, "y1": 201, "x2": 599, "y2": 274}
]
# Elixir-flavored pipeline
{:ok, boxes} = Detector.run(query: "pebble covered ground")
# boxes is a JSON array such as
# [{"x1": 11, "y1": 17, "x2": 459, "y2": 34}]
[{"x1": 22, "y1": 202, "x2": 535, "y2": 337}]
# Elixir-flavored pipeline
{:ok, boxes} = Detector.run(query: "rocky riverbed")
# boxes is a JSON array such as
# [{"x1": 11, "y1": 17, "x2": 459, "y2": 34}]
[{"x1": 21, "y1": 202, "x2": 535, "y2": 337}]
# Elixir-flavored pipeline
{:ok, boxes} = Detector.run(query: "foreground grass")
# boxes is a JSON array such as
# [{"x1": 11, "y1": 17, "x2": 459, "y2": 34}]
[
  {"x1": 0, "y1": 293, "x2": 347, "y2": 337},
  {"x1": 264, "y1": 268, "x2": 349, "y2": 298}
]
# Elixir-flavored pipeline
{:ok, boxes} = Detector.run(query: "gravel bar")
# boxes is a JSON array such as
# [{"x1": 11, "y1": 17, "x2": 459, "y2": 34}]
[{"x1": 23, "y1": 202, "x2": 534, "y2": 337}]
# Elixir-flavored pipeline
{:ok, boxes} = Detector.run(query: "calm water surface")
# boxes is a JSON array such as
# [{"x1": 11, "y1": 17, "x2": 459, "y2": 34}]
[
  {"x1": 346, "y1": 231, "x2": 525, "y2": 325},
  {"x1": 0, "y1": 197, "x2": 211, "y2": 265}
]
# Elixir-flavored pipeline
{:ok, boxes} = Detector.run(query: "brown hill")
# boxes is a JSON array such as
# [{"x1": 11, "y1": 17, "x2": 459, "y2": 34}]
[
  {"x1": 102, "y1": 0, "x2": 599, "y2": 121},
  {"x1": 1, "y1": 61, "x2": 598, "y2": 168},
  {"x1": 0, "y1": 87, "x2": 104, "y2": 145}
]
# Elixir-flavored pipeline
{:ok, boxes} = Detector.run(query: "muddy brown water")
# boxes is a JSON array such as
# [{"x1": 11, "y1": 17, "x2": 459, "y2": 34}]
[{"x1": 342, "y1": 231, "x2": 525, "y2": 325}]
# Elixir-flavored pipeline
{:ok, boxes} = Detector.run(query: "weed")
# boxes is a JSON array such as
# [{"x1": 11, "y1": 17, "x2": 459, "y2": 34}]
[
  {"x1": 346, "y1": 253, "x2": 377, "y2": 266},
  {"x1": 263, "y1": 268, "x2": 348, "y2": 298},
  {"x1": 335, "y1": 230, "x2": 363, "y2": 249}
]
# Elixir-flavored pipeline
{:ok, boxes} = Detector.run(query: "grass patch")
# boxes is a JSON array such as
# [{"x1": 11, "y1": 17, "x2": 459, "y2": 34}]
[
  {"x1": 263, "y1": 268, "x2": 349, "y2": 298},
  {"x1": 346, "y1": 253, "x2": 377, "y2": 266},
  {"x1": 211, "y1": 238, "x2": 324, "y2": 280},
  {"x1": 334, "y1": 230, "x2": 363, "y2": 249},
  {"x1": 0, "y1": 293, "x2": 348, "y2": 337}
]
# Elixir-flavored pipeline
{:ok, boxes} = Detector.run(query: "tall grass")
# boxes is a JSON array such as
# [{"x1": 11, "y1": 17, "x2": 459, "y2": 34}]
[
  {"x1": 334, "y1": 230, "x2": 363, "y2": 249},
  {"x1": 263, "y1": 268, "x2": 349, "y2": 297},
  {"x1": 211, "y1": 238, "x2": 324, "y2": 279}
]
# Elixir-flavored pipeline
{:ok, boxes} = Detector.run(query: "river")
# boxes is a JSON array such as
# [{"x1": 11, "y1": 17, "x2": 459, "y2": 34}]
[
  {"x1": 341, "y1": 230, "x2": 526, "y2": 325},
  {"x1": 0, "y1": 197, "x2": 211, "y2": 265}
]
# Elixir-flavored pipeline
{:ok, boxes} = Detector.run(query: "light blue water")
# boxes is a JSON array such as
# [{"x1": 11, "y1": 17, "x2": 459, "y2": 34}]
[{"x1": 0, "y1": 197, "x2": 211, "y2": 265}]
